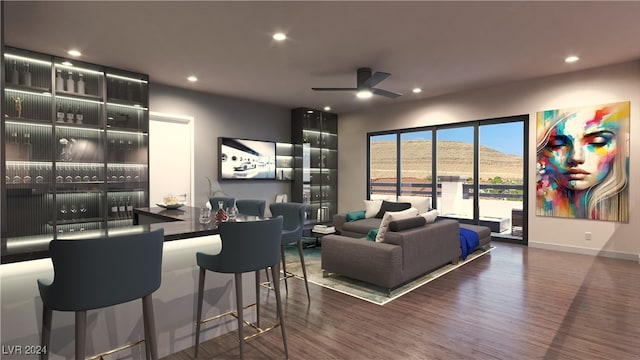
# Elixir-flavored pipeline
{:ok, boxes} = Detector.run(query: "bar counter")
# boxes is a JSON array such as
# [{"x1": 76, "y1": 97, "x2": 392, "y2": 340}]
[{"x1": 1, "y1": 206, "x2": 219, "y2": 264}]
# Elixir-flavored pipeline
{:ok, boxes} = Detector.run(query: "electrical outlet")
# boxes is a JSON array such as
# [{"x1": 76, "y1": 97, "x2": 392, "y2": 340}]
[{"x1": 585, "y1": 232, "x2": 592, "y2": 241}]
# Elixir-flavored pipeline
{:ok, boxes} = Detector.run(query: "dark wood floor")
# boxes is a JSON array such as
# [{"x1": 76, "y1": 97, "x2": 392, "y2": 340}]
[{"x1": 162, "y1": 242, "x2": 640, "y2": 360}]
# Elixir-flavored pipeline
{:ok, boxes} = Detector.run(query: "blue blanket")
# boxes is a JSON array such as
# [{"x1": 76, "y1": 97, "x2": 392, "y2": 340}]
[{"x1": 459, "y1": 228, "x2": 479, "y2": 260}]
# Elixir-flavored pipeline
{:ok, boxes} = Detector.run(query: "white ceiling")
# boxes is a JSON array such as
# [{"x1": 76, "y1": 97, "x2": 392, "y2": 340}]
[{"x1": 4, "y1": 1, "x2": 640, "y2": 114}]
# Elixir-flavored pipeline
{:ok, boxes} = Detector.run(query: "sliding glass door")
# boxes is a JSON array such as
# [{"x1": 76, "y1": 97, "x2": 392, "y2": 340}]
[
  {"x1": 479, "y1": 122, "x2": 524, "y2": 237},
  {"x1": 436, "y1": 126, "x2": 475, "y2": 221},
  {"x1": 368, "y1": 115, "x2": 527, "y2": 243}
]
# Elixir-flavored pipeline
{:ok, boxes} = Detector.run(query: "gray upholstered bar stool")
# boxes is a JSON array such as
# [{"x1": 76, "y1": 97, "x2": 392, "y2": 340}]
[
  {"x1": 269, "y1": 202, "x2": 310, "y2": 302},
  {"x1": 194, "y1": 217, "x2": 288, "y2": 359},
  {"x1": 37, "y1": 228, "x2": 164, "y2": 360},
  {"x1": 235, "y1": 199, "x2": 266, "y2": 217},
  {"x1": 209, "y1": 196, "x2": 235, "y2": 211}
]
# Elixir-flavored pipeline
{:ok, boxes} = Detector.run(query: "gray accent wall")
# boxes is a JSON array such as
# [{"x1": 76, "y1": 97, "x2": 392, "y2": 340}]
[{"x1": 149, "y1": 83, "x2": 291, "y2": 210}]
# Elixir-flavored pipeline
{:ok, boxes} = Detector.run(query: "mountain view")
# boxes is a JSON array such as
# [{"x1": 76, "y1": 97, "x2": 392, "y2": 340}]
[{"x1": 370, "y1": 140, "x2": 523, "y2": 183}]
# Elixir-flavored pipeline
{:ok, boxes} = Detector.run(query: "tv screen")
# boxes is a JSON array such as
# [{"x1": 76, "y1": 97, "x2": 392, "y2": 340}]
[{"x1": 219, "y1": 137, "x2": 276, "y2": 180}]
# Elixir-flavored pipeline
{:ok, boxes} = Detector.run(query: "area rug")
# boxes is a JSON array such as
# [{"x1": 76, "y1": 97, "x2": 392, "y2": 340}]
[{"x1": 283, "y1": 241, "x2": 494, "y2": 306}]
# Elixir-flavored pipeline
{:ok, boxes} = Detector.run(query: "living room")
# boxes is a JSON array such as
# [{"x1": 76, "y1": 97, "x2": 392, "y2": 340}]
[{"x1": 1, "y1": 2, "x2": 639, "y2": 359}]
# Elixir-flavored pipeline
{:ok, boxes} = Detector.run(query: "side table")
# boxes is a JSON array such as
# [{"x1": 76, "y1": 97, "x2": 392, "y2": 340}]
[{"x1": 303, "y1": 221, "x2": 335, "y2": 248}]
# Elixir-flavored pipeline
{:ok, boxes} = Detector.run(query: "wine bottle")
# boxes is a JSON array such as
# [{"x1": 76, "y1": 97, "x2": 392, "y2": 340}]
[
  {"x1": 75, "y1": 106, "x2": 83, "y2": 124},
  {"x1": 22, "y1": 63, "x2": 32, "y2": 87},
  {"x1": 21, "y1": 133, "x2": 32, "y2": 161},
  {"x1": 7, "y1": 132, "x2": 21, "y2": 160},
  {"x1": 56, "y1": 103, "x2": 65, "y2": 122},
  {"x1": 126, "y1": 196, "x2": 133, "y2": 216},
  {"x1": 77, "y1": 73, "x2": 85, "y2": 94},
  {"x1": 55, "y1": 69, "x2": 64, "y2": 91},
  {"x1": 66, "y1": 71, "x2": 75, "y2": 93},
  {"x1": 66, "y1": 103, "x2": 74, "y2": 123},
  {"x1": 111, "y1": 197, "x2": 118, "y2": 218},
  {"x1": 10, "y1": 60, "x2": 19, "y2": 84},
  {"x1": 118, "y1": 197, "x2": 126, "y2": 218}
]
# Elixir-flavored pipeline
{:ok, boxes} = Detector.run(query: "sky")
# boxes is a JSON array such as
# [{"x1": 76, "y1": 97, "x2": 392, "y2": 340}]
[{"x1": 372, "y1": 122, "x2": 524, "y2": 156}]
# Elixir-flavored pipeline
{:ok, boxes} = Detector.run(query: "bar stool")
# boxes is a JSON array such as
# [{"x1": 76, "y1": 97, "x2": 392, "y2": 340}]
[
  {"x1": 194, "y1": 217, "x2": 288, "y2": 359},
  {"x1": 235, "y1": 199, "x2": 266, "y2": 217},
  {"x1": 37, "y1": 228, "x2": 164, "y2": 360},
  {"x1": 269, "y1": 202, "x2": 310, "y2": 302}
]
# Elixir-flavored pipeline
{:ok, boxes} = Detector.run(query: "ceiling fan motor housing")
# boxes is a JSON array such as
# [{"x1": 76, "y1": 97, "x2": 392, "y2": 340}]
[{"x1": 357, "y1": 67, "x2": 373, "y2": 88}]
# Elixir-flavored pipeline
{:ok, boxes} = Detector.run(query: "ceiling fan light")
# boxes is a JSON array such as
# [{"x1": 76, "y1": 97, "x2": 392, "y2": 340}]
[{"x1": 356, "y1": 90, "x2": 372, "y2": 99}]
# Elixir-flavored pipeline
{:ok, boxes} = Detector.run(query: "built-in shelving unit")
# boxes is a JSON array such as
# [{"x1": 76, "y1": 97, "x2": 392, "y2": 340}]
[
  {"x1": 291, "y1": 107, "x2": 338, "y2": 222},
  {"x1": 1, "y1": 47, "x2": 149, "y2": 249}
]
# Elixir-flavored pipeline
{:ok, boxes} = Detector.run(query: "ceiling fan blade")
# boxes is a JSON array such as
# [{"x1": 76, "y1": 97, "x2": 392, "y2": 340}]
[
  {"x1": 311, "y1": 87, "x2": 358, "y2": 91},
  {"x1": 361, "y1": 72, "x2": 390, "y2": 88},
  {"x1": 372, "y1": 88, "x2": 403, "y2": 98}
]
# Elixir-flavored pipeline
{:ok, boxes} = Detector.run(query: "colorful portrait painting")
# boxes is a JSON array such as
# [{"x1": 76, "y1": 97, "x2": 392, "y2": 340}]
[{"x1": 536, "y1": 101, "x2": 630, "y2": 222}]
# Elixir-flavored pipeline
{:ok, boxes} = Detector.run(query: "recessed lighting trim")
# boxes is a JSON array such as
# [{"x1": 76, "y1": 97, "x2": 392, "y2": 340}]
[
  {"x1": 356, "y1": 90, "x2": 373, "y2": 99},
  {"x1": 187, "y1": 76, "x2": 198, "y2": 82},
  {"x1": 67, "y1": 49, "x2": 82, "y2": 57},
  {"x1": 412, "y1": 88, "x2": 422, "y2": 94},
  {"x1": 565, "y1": 55, "x2": 579, "y2": 63},
  {"x1": 273, "y1": 33, "x2": 287, "y2": 41}
]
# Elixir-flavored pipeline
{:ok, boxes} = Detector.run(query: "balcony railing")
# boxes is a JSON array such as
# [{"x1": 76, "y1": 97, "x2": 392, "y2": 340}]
[{"x1": 370, "y1": 182, "x2": 523, "y2": 200}]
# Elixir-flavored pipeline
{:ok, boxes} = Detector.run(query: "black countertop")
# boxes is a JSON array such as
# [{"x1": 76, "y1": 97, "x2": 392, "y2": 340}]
[{"x1": 1, "y1": 206, "x2": 219, "y2": 264}]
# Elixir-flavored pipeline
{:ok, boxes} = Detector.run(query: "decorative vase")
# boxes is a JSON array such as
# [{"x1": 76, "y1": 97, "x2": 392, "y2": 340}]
[{"x1": 215, "y1": 201, "x2": 228, "y2": 222}]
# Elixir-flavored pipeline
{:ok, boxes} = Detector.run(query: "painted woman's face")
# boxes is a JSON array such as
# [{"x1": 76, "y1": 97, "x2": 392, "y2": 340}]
[{"x1": 542, "y1": 108, "x2": 618, "y2": 191}]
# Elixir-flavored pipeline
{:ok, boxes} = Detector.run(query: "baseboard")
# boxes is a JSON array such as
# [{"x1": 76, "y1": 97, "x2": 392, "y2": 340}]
[{"x1": 529, "y1": 241, "x2": 639, "y2": 262}]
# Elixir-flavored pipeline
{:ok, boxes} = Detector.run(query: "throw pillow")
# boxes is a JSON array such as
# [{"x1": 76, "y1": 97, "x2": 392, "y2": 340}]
[
  {"x1": 375, "y1": 207, "x2": 419, "y2": 242},
  {"x1": 346, "y1": 210, "x2": 366, "y2": 222},
  {"x1": 374, "y1": 200, "x2": 412, "y2": 219},
  {"x1": 364, "y1": 199, "x2": 383, "y2": 218},
  {"x1": 365, "y1": 228, "x2": 379, "y2": 241},
  {"x1": 388, "y1": 216, "x2": 427, "y2": 232},
  {"x1": 397, "y1": 195, "x2": 431, "y2": 214},
  {"x1": 420, "y1": 209, "x2": 439, "y2": 223}
]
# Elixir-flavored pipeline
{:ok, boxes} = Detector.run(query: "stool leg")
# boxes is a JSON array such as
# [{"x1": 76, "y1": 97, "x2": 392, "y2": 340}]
[
  {"x1": 280, "y1": 245, "x2": 288, "y2": 293},
  {"x1": 142, "y1": 294, "x2": 158, "y2": 360},
  {"x1": 41, "y1": 306, "x2": 52, "y2": 360},
  {"x1": 75, "y1": 311, "x2": 86, "y2": 360},
  {"x1": 271, "y1": 263, "x2": 288, "y2": 358},
  {"x1": 254, "y1": 270, "x2": 261, "y2": 329},
  {"x1": 297, "y1": 240, "x2": 311, "y2": 302},
  {"x1": 194, "y1": 267, "x2": 206, "y2": 358},
  {"x1": 234, "y1": 273, "x2": 244, "y2": 359}
]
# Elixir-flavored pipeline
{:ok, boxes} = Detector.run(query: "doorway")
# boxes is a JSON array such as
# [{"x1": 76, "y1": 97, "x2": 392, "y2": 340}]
[{"x1": 149, "y1": 112, "x2": 194, "y2": 207}]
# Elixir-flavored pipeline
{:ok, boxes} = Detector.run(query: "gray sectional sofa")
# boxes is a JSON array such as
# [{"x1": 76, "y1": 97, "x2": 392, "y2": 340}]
[{"x1": 321, "y1": 212, "x2": 492, "y2": 292}]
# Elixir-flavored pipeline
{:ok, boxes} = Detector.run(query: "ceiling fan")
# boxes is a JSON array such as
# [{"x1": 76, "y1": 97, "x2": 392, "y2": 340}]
[{"x1": 312, "y1": 67, "x2": 402, "y2": 99}]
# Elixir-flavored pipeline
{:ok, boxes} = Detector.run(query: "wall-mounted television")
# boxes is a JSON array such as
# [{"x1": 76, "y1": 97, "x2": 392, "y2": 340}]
[{"x1": 219, "y1": 137, "x2": 276, "y2": 180}]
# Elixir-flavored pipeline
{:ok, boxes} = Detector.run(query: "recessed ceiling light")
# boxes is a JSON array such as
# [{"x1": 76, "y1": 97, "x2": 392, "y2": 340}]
[
  {"x1": 565, "y1": 55, "x2": 579, "y2": 63},
  {"x1": 412, "y1": 88, "x2": 422, "y2": 94},
  {"x1": 67, "y1": 49, "x2": 82, "y2": 57},
  {"x1": 273, "y1": 33, "x2": 287, "y2": 41},
  {"x1": 324, "y1": 106, "x2": 331, "y2": 111},
  {"x1": 307, "y1": 110, "x2": 314, "y2": 114},
  {"x1": 356, "y1": 90, "x2": 373, "y2": 99},
  {"x1": 187, "y1": 76, "x2": 198, "y2": 82}
]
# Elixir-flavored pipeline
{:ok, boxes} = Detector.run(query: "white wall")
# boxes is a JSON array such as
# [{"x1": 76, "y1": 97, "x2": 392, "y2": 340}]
[{"x1": 338, "y1": 60, "x2": 640, "y2": 260}]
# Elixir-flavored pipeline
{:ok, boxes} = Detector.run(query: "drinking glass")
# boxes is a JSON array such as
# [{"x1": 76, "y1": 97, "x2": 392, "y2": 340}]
[
  {"x1": 227, "y1": 205, "x2": 238, "y2": 221},
  {"x1": 198, "y1": 207, "x2": 211, "y2": 225}
]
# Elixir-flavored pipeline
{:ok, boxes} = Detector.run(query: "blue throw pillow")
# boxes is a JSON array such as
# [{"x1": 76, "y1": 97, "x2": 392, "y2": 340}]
[
  {"x1": 366, "y1": 228, "x2": 379, "y2": 241},
  {"x1": 346, "y1": 210, "x2": 366, "y2": 222}
]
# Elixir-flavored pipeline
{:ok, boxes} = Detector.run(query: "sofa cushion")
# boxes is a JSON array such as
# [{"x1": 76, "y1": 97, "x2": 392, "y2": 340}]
[
  {"x1": 397, "y1": 195, "x2": 431, "y2": 214},
  {"x1": 376, "y1": 207, "x2": 419, "y2": 242},
  {"x1": 388, "y1": 216, "x2": 426, "y2": 232},
  {"x1": 342, "y1": 217, "x2": 383, "y2": 234},
  {"x1": 420, "y1": 209, "x2": 439, "y2": 223},
  {"x1": 370, "y1": 194, "x2": 395, "y2": 201},
  {"x1": 375, "y1": 200, "x2": 412, "y2": 218},
  {"x1": 346, "y1": 210, "x2": 366, "y2": 222},
  {"x1": 364, "y1": 199, "x2": 383, "y2": 218}
]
